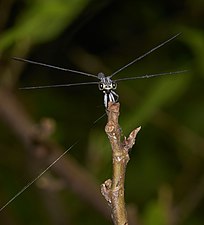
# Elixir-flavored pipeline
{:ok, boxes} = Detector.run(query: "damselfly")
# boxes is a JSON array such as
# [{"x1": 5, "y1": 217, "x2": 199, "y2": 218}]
[
  {"x1": 0, "y1": 33, "x2": 186, "y2": 212},
  {"x1": 15, "y1": 33, "x2": 186, "y2": 108}
]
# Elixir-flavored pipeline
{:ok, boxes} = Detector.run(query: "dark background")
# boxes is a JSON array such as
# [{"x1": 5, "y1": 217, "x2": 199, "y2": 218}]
[{"x1": 0, "y1": 0, "x2": 204, "y2": 225}]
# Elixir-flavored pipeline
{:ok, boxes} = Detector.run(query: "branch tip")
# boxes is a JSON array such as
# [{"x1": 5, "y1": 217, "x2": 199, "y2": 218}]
[
  {"x1": 107, "y1": 102, "x2": 120, "y2": 112},
  {"x1": 124, "y1": 126, "x2": 141, "y2": 151}
]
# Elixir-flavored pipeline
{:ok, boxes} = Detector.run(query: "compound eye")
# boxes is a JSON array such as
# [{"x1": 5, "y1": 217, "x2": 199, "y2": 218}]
[
  {"x1": 98, "y1": 83, "x2": 103, "y2": 90},
  {"x1": 112, "y1": 82, "x2": 117, "y2": 89}
]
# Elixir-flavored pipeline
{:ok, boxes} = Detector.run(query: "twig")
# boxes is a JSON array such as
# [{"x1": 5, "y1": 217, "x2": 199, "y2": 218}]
[{"x1": 101, "y1": 102, "x2": 141, "y2": 225}]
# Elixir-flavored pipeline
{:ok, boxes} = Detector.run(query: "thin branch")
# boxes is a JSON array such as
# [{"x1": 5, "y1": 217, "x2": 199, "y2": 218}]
[{"x1": 101, "y1": 102, "x2": 141, "y2": 225}]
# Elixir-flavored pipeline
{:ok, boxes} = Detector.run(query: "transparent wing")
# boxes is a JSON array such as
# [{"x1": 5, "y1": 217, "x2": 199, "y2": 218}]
[
  {"x1": 19, "y1": 81, "x2": 99, "y2": 90},
  {"x1": 114, "y1": 70, "x2": 188, "y2": 82},
  {"x1": 110, "y1": 33, "x2": 181, "y2": 78},
  {"x1": 13, "y1": 57, "x2": 98, "y2": 79}
]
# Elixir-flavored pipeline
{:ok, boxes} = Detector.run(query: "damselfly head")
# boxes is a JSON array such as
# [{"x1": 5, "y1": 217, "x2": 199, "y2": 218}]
[{"x1": 98, "y1": 75, "x2": 117, "y2": 92}]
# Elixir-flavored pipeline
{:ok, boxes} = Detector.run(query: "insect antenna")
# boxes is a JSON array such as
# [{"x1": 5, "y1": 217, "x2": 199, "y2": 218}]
[
  {"x1": 12, "y1": 57, "x2": 98, "y2": 79},
  {"x1": 110, "y1": 33, "x2": 181, "y2": 78},
  {"x1": 114, "y1": 70, "x2": 188, "y2": 82}
]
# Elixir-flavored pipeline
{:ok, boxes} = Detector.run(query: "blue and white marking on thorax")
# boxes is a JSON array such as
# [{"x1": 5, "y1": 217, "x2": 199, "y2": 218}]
[{"x1": 97, "y1": 72, "x2": 118, "y2": 108}]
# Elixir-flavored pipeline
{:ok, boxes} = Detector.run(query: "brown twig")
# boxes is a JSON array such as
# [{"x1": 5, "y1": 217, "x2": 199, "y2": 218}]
[{"x1": 101, "y1": 102, "x2": 141, "y2": 225}]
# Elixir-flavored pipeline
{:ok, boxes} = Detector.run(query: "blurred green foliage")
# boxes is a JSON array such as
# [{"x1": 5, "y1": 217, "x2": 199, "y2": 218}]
[
  {"x1": 0, "y1": 0, "x2": 90, "y2": 49},
  {"x1": 0, "y1": 0, "x2": 204, "y2": 225}
]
